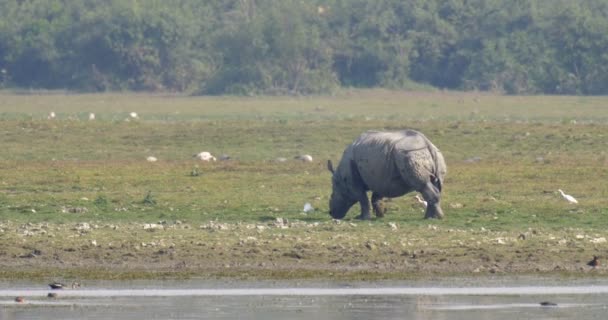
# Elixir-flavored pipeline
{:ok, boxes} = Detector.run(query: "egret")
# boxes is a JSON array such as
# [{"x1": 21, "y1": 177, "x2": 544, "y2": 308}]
[
  {"x1": 558, "y1": 189, "x2": 578, "y2": 204},
  {"x1": 414, "y1": 195, "x2": 427, "y2": 208},
  {"x1": 88, "y1": 113, "x2": 95, "y2": 120},
  {"x1": 48, "y1": 111, "x2": 56, "y2": 119},
  {"x1": 129, "y1": 112, "x2": 139, "y2": 119},
  {"x1": 303, "y1": 202, "x2": 314, "y2": 213}
]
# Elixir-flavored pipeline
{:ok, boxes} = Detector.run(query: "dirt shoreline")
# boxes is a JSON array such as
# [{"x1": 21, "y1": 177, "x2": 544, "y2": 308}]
[{"x1": 1, "y1": 221, "x2": 607, "y2": 281}]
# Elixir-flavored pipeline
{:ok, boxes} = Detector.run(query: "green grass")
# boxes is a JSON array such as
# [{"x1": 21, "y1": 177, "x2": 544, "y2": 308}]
[
  {"x1": 1, "y1": 90, "x2": 607, "y2": 280},
  {"x1": 0, "y1": 90, "x2": 607, "y2": 231}
]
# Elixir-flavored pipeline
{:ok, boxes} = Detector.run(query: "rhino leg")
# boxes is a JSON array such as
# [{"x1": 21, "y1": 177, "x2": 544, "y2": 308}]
[
  {"x1": 420, "y1": 181, "x2": 444, "y2": 219},
  {"x1": 349, "y1": 159, "x2": 371, "y2": 220},
  {"x1": 371, "y1": 192, "x2": 386, "y2": 218}
]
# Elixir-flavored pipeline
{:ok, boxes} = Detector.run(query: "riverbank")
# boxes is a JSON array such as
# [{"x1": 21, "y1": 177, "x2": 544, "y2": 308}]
[{"x1": 1, "y1": 220, "x2": 606, "y2": 281}]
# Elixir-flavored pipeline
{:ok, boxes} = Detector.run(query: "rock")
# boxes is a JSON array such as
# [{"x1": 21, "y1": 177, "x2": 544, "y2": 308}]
[
  {"x1": 295, "y1": 154, "x2": 313, "y2": 162},
  {"x1": 146, "y1": 156, "x2": 158, "y2": 162},
  {"x1": 193, "y1": 151, "x2": 216, "y2": 162},
  {"x1": 449, "y1": 202, "x2": 464, "y2": 209},
  {"x1": 143, "y1": 223, "x2": 164, "y2": 231},
  {"x1": 74, "y1": 222, "x2": 91, "y2": 232},
  {"x1": 464, "y1": 156, "x2": 482, "y2": 163}
]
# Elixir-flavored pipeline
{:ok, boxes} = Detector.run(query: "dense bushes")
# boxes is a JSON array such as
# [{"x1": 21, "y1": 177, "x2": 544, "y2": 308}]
[{"x1": 1, "y1": 0, "x2": 607, "y2": 95}]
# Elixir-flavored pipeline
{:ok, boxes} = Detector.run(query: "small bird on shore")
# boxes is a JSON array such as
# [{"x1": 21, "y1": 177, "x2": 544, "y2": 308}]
[
  {"x1": 540, "y1": 301, "x2": 557, "y2": 307},
  {"x1": 49, "y1": 281, "x2": 80, "y2": 290},
  {"x1": 558, "y1": 189, "x2": 578, "y2": 204},
  {"x1": 47, "y1": 292, "x2": 58, "y2": 298},
  {"x1": 414, "y1": 195, "x2": 427, "y2": 208},
  {"x1": 587, "y1": 256, "x2": 600, "y2": 268},
  {"x1": 14, "y1": 296, "x2": 25, "y2": 303}
]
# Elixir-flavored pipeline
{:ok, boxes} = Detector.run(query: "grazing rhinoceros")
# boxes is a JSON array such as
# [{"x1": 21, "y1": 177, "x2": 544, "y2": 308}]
[{"x1": 327, "y1": 130, "x2": 446, "y2": 220}]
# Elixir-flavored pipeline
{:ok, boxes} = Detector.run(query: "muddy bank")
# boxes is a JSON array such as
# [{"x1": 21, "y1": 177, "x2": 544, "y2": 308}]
[{"x1": 1, "y1": 220, "x2": 606, "y2": 280}]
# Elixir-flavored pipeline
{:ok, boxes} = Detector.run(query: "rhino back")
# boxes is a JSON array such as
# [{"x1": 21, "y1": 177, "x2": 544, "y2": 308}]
[{"x1": 349, "y1": 130, "x2": 430, "y2": 196}]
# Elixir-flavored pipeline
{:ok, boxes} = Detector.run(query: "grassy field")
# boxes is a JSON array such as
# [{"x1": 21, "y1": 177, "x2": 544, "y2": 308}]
[{"x1": 1, "y1": 89, "x2": 607, "y2": 280}]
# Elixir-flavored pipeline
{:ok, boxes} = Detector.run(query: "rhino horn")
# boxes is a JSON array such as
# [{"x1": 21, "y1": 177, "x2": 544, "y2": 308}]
[{"x1": 327, "y1": 160, "x2": 335, "y2": 174}]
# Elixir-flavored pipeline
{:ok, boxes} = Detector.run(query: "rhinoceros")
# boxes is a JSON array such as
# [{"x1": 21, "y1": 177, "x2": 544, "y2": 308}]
[{"x1": 327, "y1": 129, "x2": 446, "y2": 220}]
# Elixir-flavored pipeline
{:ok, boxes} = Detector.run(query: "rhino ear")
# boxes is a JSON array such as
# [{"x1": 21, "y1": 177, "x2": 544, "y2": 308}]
[
  {"x1": 327, "y1": 160, "x2": 335, "y2": 174},
  {"x1": 430, "y1": 175, "x2": 442, "y2": 192}
]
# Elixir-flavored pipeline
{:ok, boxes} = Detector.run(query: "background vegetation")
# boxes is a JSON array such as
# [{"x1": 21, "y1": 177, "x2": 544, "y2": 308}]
[{"x1": 1, "y1": 0, "x2": 608, "y2": 95}]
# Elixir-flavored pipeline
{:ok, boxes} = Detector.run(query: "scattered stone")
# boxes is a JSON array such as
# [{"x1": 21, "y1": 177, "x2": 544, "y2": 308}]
[
  {"x1": 74, "y1": 222, "x2": 91, "y2": 232},
  {"x1": 464, "y1": 156, "x2": 482, "y2": 163},
  {"x1": 62, "y1": 206, "x2": 88, "y2": 214},
  {"x1": 295, "y1": 154, "x2": 313, "y2": 162},
  {"x1": 283, "y1": 251, "x2": 304, "y2": 259},
  {"x1": 364, "y1": 241, "x2": 376, "y2": 250},
  {"x1": 143, "y1": 223, "x2": 164, "y2": 231},
  {"x1": 193, "y1": 151, "x2": 216, "y2": 162},
  {"x1": 200, "y1": 221, "x2": 230, "y2": 230},
  {"x1": 449, "y1": 203, "x2": 464, "y2": 209},
  {"x1": 275, "y1": 157, "x2": 288, "y2": 162},
  {"x1": 388, "y1": 222, "x2": 398, "y2": 230},
  {"x1": 495, "y1": 238, "x2": 506, "y2": 245},
  {"x1": 146, "y1": 156, "x2": 158, "y2": 162},
  {"x1": 47, "y1": 293, "x2": 58, "y2": 298},
  {"x1": 590, "y1": 237, "x2": 607, "y2": 244},
  {"x1": 274, "y1": 217, "x2": 289, "y2": 229},
  {"x1": 219, "y1": 154, "x2": 231, "y2": 161}
]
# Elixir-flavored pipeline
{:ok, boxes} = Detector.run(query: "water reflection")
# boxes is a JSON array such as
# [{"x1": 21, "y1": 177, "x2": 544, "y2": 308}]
[{"x1": 1, "y1": 278, "x2": 607, "y2": 320}]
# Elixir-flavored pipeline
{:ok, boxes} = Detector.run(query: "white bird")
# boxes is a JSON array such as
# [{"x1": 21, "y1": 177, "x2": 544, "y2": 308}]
[
  {"x1": 558, "y1": 189, "x2": 578, "y2": 204},
  {"x1": 48, "y1": 111, "x2": 56, "y2": 119},
  {"x1": 414, "y1": 195, "x2": 427, "y2": 208},
  {"x1": 88, "y1": 113, "x2": 95, "y2": 120},
  {"x1": 129, "y1": 112, "x2": 139, "y2": 119},
  {"x1": 194, "y1": 151, "x2": 217, "y2": 162},
  {"x1": 303, "y1": 202, "x2": 314, "y2": 213}
]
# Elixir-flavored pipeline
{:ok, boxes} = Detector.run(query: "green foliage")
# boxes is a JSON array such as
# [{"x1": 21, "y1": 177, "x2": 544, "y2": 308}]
[
  {"x1": 1, "y1": 0, "x2": 608, "y2": 94},
  {"x1": 94, "y1": 195, "x2": 109, "y2": 208},
  {"x1": 142, "y1": 191, "x2": 157, "y2": 206}
]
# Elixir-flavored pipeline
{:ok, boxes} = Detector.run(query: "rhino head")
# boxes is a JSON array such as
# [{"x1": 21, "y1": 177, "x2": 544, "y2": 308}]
[{"x1": 327, "y1": 160, "x2": 357, "y2": 219}]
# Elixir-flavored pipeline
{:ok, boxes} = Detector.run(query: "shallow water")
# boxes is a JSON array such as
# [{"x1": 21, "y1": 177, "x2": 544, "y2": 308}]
[{"x1": 1, "y1": 278, "x2": 608, "y2": 320}]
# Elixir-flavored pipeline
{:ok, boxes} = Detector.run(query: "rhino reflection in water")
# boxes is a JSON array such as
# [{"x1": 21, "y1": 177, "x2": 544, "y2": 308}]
[{"x1": 327, "y1": 130, "x2": 447, "y2": 220}]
